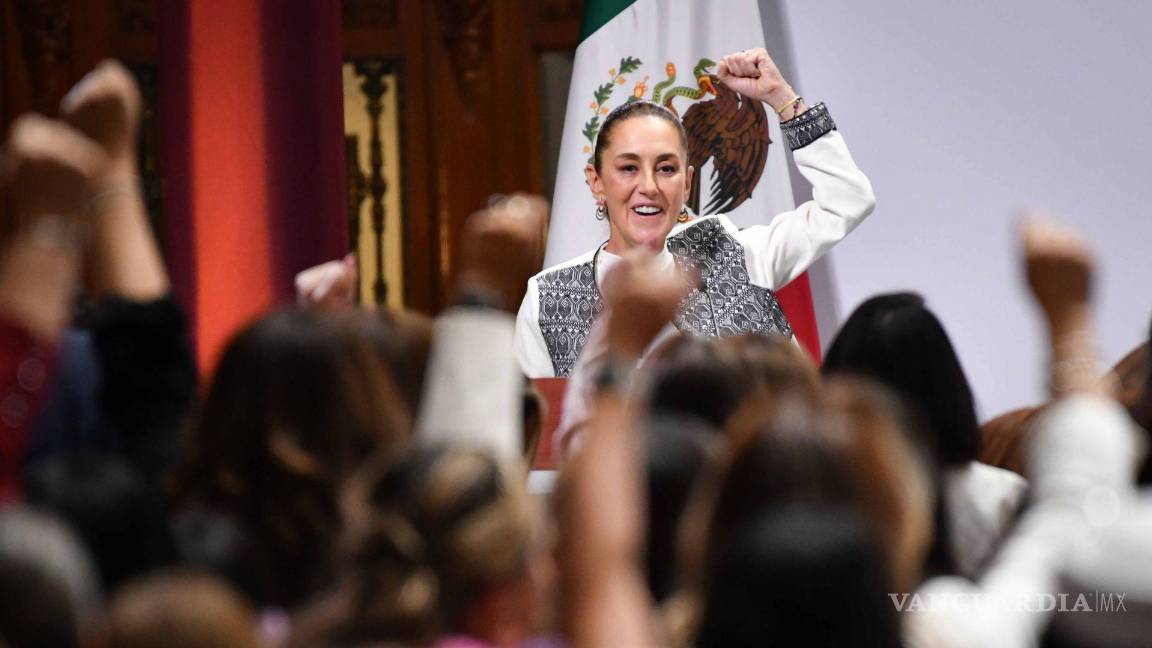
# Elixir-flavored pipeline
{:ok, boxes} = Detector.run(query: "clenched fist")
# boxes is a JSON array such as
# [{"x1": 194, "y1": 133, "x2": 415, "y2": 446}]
[
  {"x1": 717, "y1": 47, "x2": 801, "y2": 118},
  {"x1": 60, "y1": 60, "x2": 142, "y2": 178},
  {"x1": 1021, "y1": 215, "x2": 1093, "y2": 329},
  {"x1": 456, "y1": 194, "x2": 549, "y2": 313},
  {"x1": 1, "y1": 114, "x2": 108, "y2": 227}
]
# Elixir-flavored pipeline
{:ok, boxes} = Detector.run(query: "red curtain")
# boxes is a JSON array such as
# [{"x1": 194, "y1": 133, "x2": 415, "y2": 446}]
[{"x1": 158, "y1": 0, "x2": 347, "y2": 374}]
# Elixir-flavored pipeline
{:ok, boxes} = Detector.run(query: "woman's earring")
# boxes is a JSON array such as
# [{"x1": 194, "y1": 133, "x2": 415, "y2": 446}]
[
  {"x1": 678, "y1": 205, "x2": 691, "y2": 223},
  {"x1": 595, "y1": 203, "x2": 608, "y2": 221}
]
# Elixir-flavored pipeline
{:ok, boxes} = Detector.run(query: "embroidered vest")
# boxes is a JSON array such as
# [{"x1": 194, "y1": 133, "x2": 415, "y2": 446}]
[{"x1": 537, "y1": 218, "x2": 793, "y2": 376}]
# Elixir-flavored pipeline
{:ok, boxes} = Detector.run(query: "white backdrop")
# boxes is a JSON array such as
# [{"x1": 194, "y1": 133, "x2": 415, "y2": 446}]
[{"x1": 767, "y1": 0, "x2": 1152, "y2": 419}]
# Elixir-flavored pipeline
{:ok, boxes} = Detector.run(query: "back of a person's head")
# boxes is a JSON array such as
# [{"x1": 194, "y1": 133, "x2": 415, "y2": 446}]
[
  {"x1": 177, "y1": 307, "x2": 410, "y2": 607},
  {"x1": 822, "y1": 292, "x2": 980, "y2": 467},
  {"x1": 644, "y1": 335, "x2": 746, "y2": 429},
  {"x1": 295, "y1": 445, "x2": 539, "y2": 646},
  {"x1": 23, "y1": 452, "x2": 175, "y2": 593},
  {"x1": 0, "y1": 507, "x2": 99, "y2": 648},
  {"x1": 350, "y1": 307, "x2": 434, "y2": 417},
  {"x1": 694, "y1": 506, "x2": 902, "y2": 648},
  {"x1": 718, "y1": 332, "x2": 820, "y2": 405},
  {"x1": 681, "y1": 399, "x2": 856, "y2": 585},
  {"x1": 643, "y1": 415, "x2": 716, "y2": 603},
  {"x1": 96, "y1": 572, "x2": 260, "y2": 648},
  {"x1": 821, "y1": 377, "x2": 939, "y2": 591}
]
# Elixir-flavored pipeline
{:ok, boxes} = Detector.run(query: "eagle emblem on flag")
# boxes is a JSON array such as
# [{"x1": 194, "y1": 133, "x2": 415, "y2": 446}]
[{"x1": 581, "y1": 56, "x2": 771, "y2": 216}]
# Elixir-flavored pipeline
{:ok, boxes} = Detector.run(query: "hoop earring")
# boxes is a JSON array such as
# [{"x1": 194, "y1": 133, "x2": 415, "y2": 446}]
[
  {"x1": 595, "y1": 204, "x2": 608, "y2": 221},
  {"x1": 678, "y1": 206, "x2": 691, "y2": 223}
]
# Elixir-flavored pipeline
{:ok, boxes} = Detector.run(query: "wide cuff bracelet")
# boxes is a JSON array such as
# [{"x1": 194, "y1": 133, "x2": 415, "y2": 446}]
[{"x1": 781, "y1": 102, "x2": 836, "y2": 151}]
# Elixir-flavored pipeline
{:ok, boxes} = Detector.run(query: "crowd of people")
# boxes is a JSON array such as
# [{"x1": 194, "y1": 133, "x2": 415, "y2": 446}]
[{"x1": 0, "y1": 49, "x2": 1150, "y2": 648}]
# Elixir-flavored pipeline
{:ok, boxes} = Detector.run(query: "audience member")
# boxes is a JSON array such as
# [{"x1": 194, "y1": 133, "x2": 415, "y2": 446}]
[
  {"x1": 95, "y1": 571, "x2": 261, "y2": 648},
  {"x1": 0, "y1": 506, "x2": 100, "y2": 647},
  {"x1": 823, "y1": 292, "x2": 1027, "y2": 578}
]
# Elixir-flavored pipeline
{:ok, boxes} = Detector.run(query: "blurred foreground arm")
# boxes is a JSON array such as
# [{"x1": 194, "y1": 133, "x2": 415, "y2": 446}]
[
  {"x1": 559, "y1": 251, "x2": 690, "y2": 648},
  {"x1": 61, "y1": 61, "x2": 195, "y2": 481},
  {"x1": 61, "y1": 60, "x2": 166, "y2": 300},
  {"x1": 1021, "y1": 216, "x2": 1107, "y2": 397},
  {"x1": 907, "y1": 216, "x2": 1140, "y2": 648},
  {"x1": 416, "y1": 195, "x2": 548, "y2": 460},
  {"x1": 0, "y1": 113, "x2": 107, "y2": 498}
]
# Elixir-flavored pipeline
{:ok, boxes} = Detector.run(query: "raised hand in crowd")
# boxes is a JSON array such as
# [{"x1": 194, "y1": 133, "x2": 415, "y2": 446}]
[
  {"x1": 600, "y1": 248, "x2": 695, "y2": 361},
  {"x1": 0, "y1": 115, "x2": 106, "y2": 340},
  {"x1": 294, "y1": 252, "x2": 358, "y2": 312},
  {"x1": 61, "y1": 60, "x2": 168, "y2": 301},
  {"x1": 1020, "y1": 215, "x2": 1106, "y2": 396},
  {"x1": 415, "y1": 194, "x2": 549, "y2": 460},
  {"x1": 558, "y1": 250, "x2": 692, "y2": 648},
  {"x1": 453, "y1": 193, "x2": 549, "y2": 312},
  {"x1": 0, "y1": 114, "x2": 107, "y2": 500}
]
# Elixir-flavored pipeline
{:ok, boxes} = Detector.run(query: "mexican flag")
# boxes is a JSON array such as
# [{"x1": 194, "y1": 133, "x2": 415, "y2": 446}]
[{"x1": 546, "y1": 0, "x2": 822, "y2": 360}]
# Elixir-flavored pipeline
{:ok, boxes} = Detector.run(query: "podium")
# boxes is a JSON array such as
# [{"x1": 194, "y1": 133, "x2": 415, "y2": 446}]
[{"x1": 530, "y1": 378, "x2": 568, "y2": 470}]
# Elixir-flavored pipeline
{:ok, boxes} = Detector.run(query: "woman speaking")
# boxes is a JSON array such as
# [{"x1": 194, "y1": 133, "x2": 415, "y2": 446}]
[{"x1": 514, "y1": 47, "x2": 876, "y2": 377}]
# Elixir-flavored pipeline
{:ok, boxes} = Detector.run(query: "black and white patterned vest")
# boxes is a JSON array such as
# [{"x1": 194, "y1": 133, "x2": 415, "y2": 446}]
[{"x1": 537, "y1": 218, "x2": 793, "y2": 376}]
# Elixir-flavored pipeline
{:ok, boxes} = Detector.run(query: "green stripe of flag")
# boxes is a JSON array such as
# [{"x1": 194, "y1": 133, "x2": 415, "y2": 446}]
[{"x1": 579, "y1": 0, "x2": 636, "y2": 42}]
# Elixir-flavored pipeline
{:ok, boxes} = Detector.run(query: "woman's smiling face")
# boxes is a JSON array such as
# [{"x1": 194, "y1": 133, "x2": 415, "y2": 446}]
[{"x1": 587, "y1": 114, "x2": 693, "y2": 254}]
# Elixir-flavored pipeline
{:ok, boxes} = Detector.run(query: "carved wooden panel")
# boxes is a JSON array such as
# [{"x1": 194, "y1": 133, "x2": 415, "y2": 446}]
[
  {"x1": 433, "y1": 0, "x2": 492, "y2": 110},
  {"x1": 341, "y1": 0, "x2": 397, "y2": 28},
  {"x1": 540, "y1": 0, "x2": 582, "y2": 21},
  {"x1": 117, "y1": 0, "x2": 155, "y2": 34},
  {"x1": 0, "y1": 0, "x2": 583, "y2": 313},
  {"x1": 12, "y1": 0, "x2": 73, "y2": 112},
  {"x1": 531, "y1": 0, "x2": 581, "y2": 50}
]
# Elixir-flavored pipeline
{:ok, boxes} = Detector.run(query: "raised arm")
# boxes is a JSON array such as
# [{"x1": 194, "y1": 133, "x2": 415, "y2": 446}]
[
  {"x1": 906, "y1": 215, "x2": 1140, "y2": 648},
  {"x1": 716, "y1": 48, "x2": 875, "y2": 290},
  {"x1": 61, "y1": 60, "x2": 166, "y2": 301},
  {"x1": 0, "y1": 113, "x2": 107, "y2": 498},
  {"x1": 416, "y1": 195, "x2": 548, "y2": 460},
  {"x1": 559, "y1": 250, "x2": 691, "y2": 648},
  {"x1": 60, "y1": 61, "x2": 196, "y2": 482}
]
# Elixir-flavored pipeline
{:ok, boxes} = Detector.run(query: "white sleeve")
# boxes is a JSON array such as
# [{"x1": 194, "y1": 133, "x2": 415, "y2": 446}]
[
  {"x1": 737, "y1": 130, "x2": 876, "y2": 289},
  {"x1": 513, "y1": 278, "x2": 556, "y2": 377},
  {"x1": 904, "y1": 396, "x2": 1142, "y2": 648},
  {"x1": 416, "y1": 307, "x2": 522, "y2": 462}
]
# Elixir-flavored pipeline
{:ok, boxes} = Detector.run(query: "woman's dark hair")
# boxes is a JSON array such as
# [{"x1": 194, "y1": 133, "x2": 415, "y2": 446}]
[
  {"x1": 822, "y1": 292, "x2": 980, "y2": 467},
  {"x1": 644, "y1": 335, "x2": 746, "y2": 430},
  {"x1": 701, "y1": 401, "x2": 857, "y2": 567},
  {"x1": 821, "y1": 377, "x2": 956, "y2": 586},
  {"x1": 592, "y1": 100, "x2": 688, "y2": 172},
  {"x1": 643, "y1": 415, "x2": 716, "y2": 603},
  {"x1": 695, "y1": 507, "x2": 902, "y2": 648},
  {"x1": 23, "y1": 452, "x2": 177, "y2": 593},
  {"x1": 0, "y1": 507, "x2": 99, "y2": 648},
  {"x1": 175, "y1": 308, "x2": 410, "y2": 608}
]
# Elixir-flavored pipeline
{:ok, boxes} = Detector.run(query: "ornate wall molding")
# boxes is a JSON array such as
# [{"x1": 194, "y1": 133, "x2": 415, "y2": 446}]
[
  {"x1": 345, "y1": 134, "x2": 367, "y2": 288},
  {"x1": 353, "y1": 58, "x2": 391, "y2": 304},
  {"x1": 341, "y1": 0, "x2": 398, "y2": 28},
  {"x1": 117, "y1": 0, "x2": 156, "y2": 34},
  {"x1": 434, "y1": 0, "x2": 491, "y2": 108},
  {"x1": 13, "y1": 0, "x2": 73, "y2": 111},
  {"x1": 540, "y1": 0, "x2": 582, "y2": 22}
]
